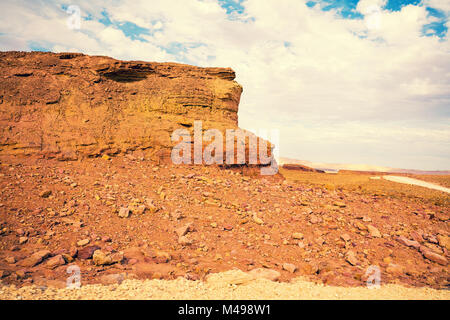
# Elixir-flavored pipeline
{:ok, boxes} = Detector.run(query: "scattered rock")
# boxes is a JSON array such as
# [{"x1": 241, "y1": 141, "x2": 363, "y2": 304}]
[
  {"x1": 134, "y1": 263, "x2": 175, "y2": 279},
  {"x1": 292, "y1": 232, "x2": 304, "y2": 240},
  {"x1": 77, "y1": 238, "x2": 90, "y2": 246},
  {"x1": 15, "y1": 270, "x2": 27, "y2": 279},
  {"x1": 99, "y1": 273, "x2": 126, "y2": 285},
  {"x1": 423, "y1": 242, "x2": 443, "y2": 254},
  {"x1": 133, "y1": 205, "x2": 147, "y2": 215},
  {"x1": 396, "y1": 236, "x2": 421, "y2": 250},
  {"x1": 333, "y1": 201, "x2": 346, "y2": 208},
  {"x1": 33, "y1": 277, "x2": 67, "y2": 289},
  {"x1": 18, "y1": 250, "x2": 51, "y2": 267},
  {"x1": 345, "y1": 251, "x2": 359, "y2": 266},
  {"x1": 437, "y1": 235, "x2": 450, "y2": 251},
  {"x1": 178, "y1": 236, "x2": 192, "y2": 246},
  {"x1": 118, "y1": 207, "x2": 131, "y2": 218},
  {"x1": 146, "y1": 200, "x2": 160, "y2": 214},
  {"x1": 223, "y1": 224, "x2": 233, "y2": 231},
  {"x1": 39, "y1": 190, "x2": 52, "y2": 198},
  {"x1": 5, "y1": 256, "x2": 16, "y2": 264},
  {"x1": 354, "y1": 221, "x2": 367, "y2": 231},
  {"x1": 18, "y1": 236, "x2": 28, "y2": 245},
  {"x1": 426, "y1": 234, "x2": 438, "y2": 244},
  {"x1": 123, "y1": 247, "x2": 145, "y2": 262},
  {"x1": 248, "y1": 268, "x2": 280, "y2": 281},
  {"x1": 282, "y1": 263, "x2": 297, "y2": 273},
  {"x1": 170, "y1": 210, "x2": 184, "y2": 220},
  {"x1": 252, "y1": 213, "x2": 264, "y2": 225},
  {"x1": 46, "y1": 254, "x2": 66, "y2": 269},
  {"x1": 410, "y1": 231, "x2": 423, "y2": 243},
  {"x1": 110, "y1": 252, "x2": 124, "y2": 264},
  {"x1": 315, "y1": 237, "x2": 325, "y2": 245},
  {"x1": 151, "y1": 250, "x2": 171, "y2": 264},
  {"x1": 93, "y1": 250, "x2": 113, "y2": 266},
  {"x1": 175, "y1": 223, "x2": 193, "y2": 237},
  {"x1": 309, "y1": 216, "x2": 322, "y2": 224},
  {"x1": 420, "y1": 246, "x2": 447, "y2": 266},
  {"x1": 367, "y1": 225, "x2": 381, "y2": 238},
  {"x1": 77, "y1": 245, "x2": 101, "y2": 259},
  {"x1": 69, "y1": 247, "x2": 78, "y2": 258},
  {"x1": 62, "y1": 253, "x2": 74, "y2": 263},
  {"x1": 386, "y1": 263, "x2": 405, "y2": 276}
]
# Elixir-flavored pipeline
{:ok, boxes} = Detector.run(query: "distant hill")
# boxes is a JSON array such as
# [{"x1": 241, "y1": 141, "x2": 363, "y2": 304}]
[
  {"x1": 281, "y1": 163, "x2": 325, "y2": 173},
  {"x1": 277, "y1": 157, "x2": 450, "y2": 175}
]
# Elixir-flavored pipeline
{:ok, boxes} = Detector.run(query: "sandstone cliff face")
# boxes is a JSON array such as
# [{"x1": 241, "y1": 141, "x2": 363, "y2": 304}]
[{"x1": 0, "y1": 51, "x2": 267, "y2": 163}]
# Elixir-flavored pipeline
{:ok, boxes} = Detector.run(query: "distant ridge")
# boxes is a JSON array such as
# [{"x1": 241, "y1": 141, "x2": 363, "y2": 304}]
[
  {"x1": 277, "y1": 157, "x2": 450, "y2": 175},
  {"x1": 281, "y1": 163, "x2": 325, "y2": 173}
]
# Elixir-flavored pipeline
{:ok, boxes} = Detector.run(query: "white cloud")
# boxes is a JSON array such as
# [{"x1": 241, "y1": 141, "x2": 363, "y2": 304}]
[
  {"x1": 356, "y1": 0, "x2": 387, "y2": 13},
  {"x1": 0, "y1": 0, "x2": 449, "y2": 169},
  {"x1": 424, "y1": 0, "x2": 450, "y2": 14}
]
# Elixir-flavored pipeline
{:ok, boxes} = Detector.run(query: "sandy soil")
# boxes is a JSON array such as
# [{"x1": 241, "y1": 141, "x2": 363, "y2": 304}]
[
  {"x1": 383, "y1": 176, "x2": 450, "y2": 194},
  {"x1": 1, "y1": 270, "x2": 449, "y2": 300}
]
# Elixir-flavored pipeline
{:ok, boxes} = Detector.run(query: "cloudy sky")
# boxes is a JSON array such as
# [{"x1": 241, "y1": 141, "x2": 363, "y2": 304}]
[{"x1": 1, "y1": 0, "x2": 449, "y2": 170}]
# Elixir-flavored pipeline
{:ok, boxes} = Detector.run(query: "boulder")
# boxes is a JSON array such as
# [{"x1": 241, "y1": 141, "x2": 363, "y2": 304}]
[
  {"x1": 77, "y1": 245, "x2": 101, "y2": 259},
  {"x1": 93, "y1": 250, "x2": 113, "y2": 266},
  {"x1": 420, "y1": 246, "x2": 447, "y2": 266},
  {"x1": 46, "y1": 255, "x2": 66, "y2": 269},
  {"x1": 396, "y1": 236, "x2": 421, "y2": 250},
  {"x1": 248, "y1": 268, "x2": 281, "y2": 281},
  {"x1": 18, "y1": 250, "x2": 51, "y2": 267}
]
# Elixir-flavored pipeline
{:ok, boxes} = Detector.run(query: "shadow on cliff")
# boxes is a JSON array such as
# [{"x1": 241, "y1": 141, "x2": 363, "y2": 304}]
[{"x1": 102, "y1": 69, "x2": 152, "y2": 83}]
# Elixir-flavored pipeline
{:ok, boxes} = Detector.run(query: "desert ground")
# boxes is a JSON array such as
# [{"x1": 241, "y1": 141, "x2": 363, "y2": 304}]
[{"x1": 0, "y1": 154, "x2": 448, "y2": 299}]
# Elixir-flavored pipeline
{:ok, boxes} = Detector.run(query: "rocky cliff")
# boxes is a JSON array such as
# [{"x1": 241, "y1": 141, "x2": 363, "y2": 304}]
[{"x1": 0, "y1": 51, "x2": 269, "y2": 164}]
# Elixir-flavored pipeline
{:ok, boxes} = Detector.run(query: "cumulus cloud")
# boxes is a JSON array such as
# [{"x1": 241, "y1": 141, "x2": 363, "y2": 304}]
[
  {"x1": 0, "y1": 0, "x2": 449, "y2": 170},
  {"x1": 424, "y1": 0, "x2": 450, "y2": 14}
]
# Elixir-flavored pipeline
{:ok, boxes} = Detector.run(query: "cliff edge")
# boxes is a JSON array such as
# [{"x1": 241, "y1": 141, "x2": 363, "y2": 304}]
[{"x1": 0, "y1": 51, "x2": 268, "y2": 163}]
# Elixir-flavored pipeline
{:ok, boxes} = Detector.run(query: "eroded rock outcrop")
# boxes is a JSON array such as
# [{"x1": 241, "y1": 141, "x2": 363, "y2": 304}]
[{"x1": 0, "y1": 51, "x2": 271, "y2": 164}]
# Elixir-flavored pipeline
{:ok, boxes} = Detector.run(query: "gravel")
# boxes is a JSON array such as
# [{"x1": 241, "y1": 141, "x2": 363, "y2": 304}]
[{"x1": 1, "y1": 271, "x2": 449, "y2": 300}]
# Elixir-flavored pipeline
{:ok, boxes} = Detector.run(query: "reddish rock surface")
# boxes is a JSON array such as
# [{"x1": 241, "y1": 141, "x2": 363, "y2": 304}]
[{"x1": 0, "y1": 51, "x2": 271, "y2": 165}]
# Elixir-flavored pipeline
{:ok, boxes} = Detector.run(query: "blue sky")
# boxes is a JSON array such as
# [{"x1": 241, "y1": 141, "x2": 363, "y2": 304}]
[
  {"x1": 77, "y1": 1, "x2": 448, "y2": 47},
  {"x1": 52, "y1": 0, "x2": 447, "y2": 53},
  {"x1": 0, "y1": 0, "x2": 449, "y2": 170},
  {"x1": 21, "y1": 1, "x2": 450, "y2": 63}
]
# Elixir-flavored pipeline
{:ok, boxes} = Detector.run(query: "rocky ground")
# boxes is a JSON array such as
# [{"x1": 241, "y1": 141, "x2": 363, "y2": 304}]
[{"x1": 0, "y1": 154, "x2": 448, "y2": 299}]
